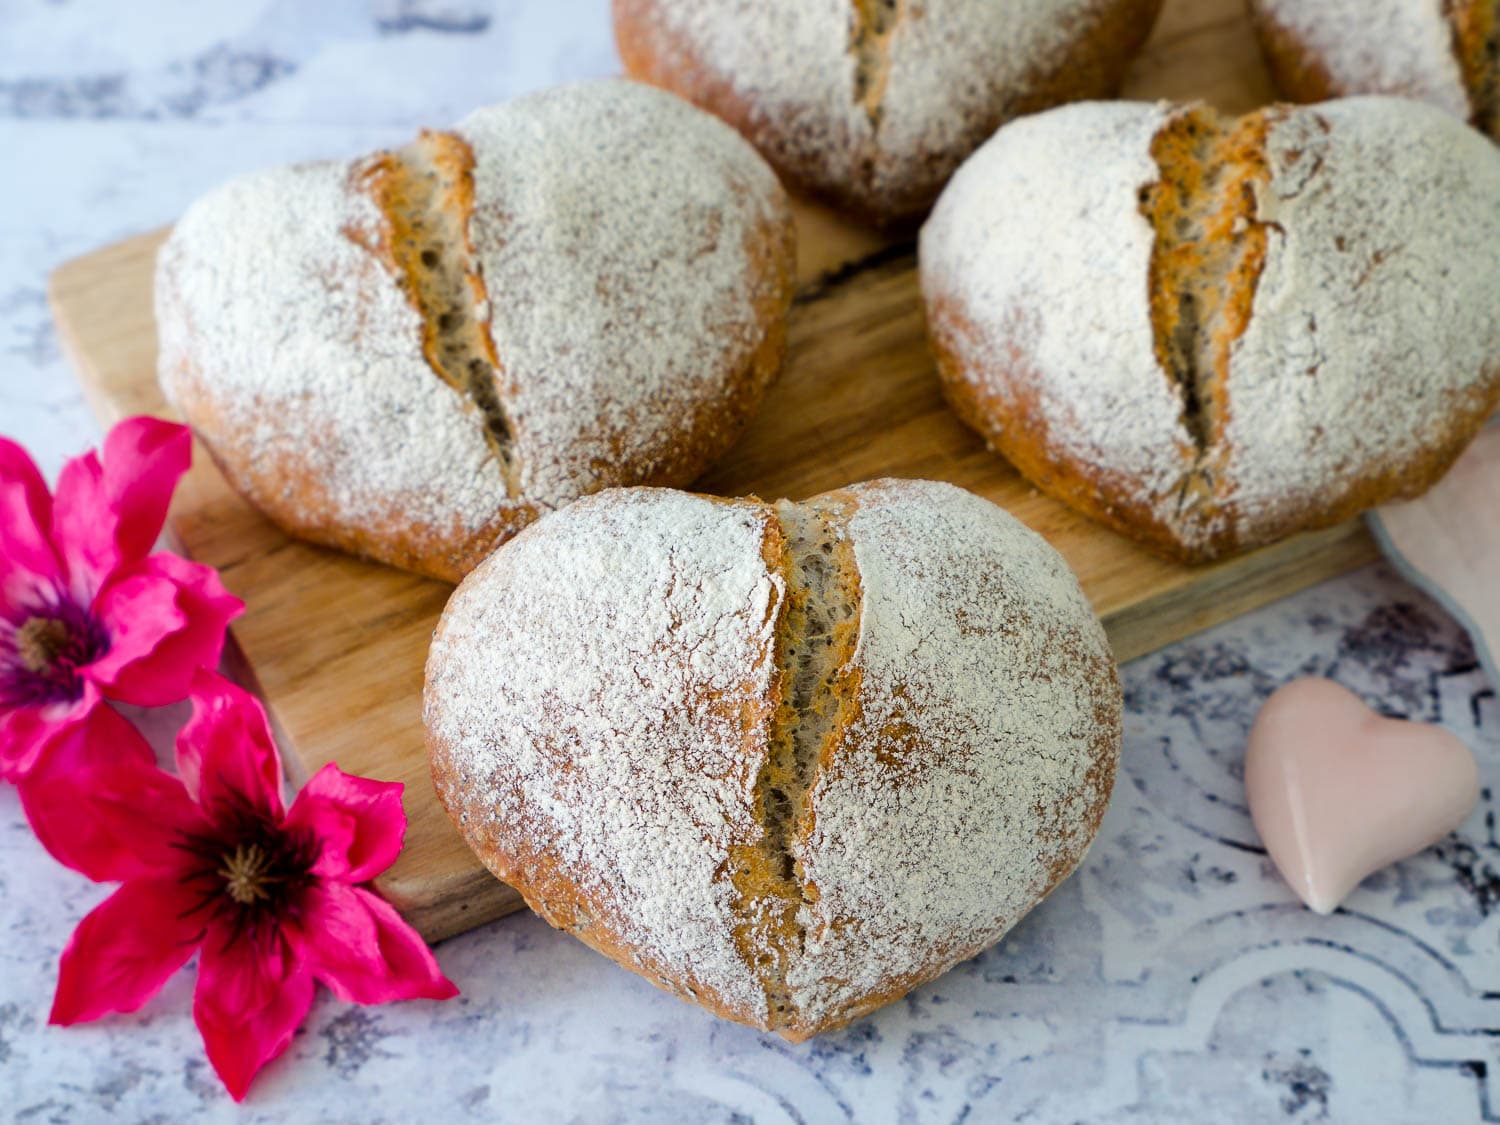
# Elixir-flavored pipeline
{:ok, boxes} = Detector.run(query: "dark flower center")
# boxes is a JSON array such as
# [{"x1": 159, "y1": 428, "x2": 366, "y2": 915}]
[
  {"x1": 0, "y1": 596, "x2": 109, "y2": 708},
  {"x1": 17, "y1": 616, "x2": 75, "y2": 672},
  {"x1": 174, "y1": 789, "x2": 320, "y2": 947},
  {"x1": 218, "y1": 842, "x2": 285, "y2": 905}
]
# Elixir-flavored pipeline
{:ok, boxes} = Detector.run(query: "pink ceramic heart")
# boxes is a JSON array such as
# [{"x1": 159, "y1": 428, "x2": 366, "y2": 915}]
[{"x1": 1244, "y1": 677, "x2": 1480, "y2": 913}]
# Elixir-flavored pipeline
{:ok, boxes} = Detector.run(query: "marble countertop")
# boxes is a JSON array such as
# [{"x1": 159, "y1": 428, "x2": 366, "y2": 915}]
[{"x1": 2, "y1": 2, "x2": 1497, "y2": 1121}]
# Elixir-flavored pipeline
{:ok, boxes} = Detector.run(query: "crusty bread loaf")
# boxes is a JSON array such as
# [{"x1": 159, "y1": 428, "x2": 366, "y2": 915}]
[
  {"x1": 613, "y1": 0, "x2": 1164, "y2": 226},
  {"x1": 920, "y1": 97, "x2": 1500, "y2": 563},
  {"x1": 156, "y1": 79, "x2": 796, "y2": 582},
  {"x1": 424, "y1": 479, "x2": 1121, "y2": 1039},
  {"x1": 1248, "y1": 0, "x2": 1500, "y2": 141}
]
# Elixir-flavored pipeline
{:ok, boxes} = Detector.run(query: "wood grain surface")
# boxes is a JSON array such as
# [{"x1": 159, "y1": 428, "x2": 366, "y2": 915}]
[{"x1": 45, "y1": 0, "x2": 1377, "y2": 943}]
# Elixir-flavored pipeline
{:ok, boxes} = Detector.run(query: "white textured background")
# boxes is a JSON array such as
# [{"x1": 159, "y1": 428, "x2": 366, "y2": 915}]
[{"x1": 1, "y1": 2, "x2": 1497, "y2": 1121}]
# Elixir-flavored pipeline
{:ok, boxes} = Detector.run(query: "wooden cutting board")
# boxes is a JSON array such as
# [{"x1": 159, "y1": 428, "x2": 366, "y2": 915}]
[{"x1": 45, "y1": 0, "x2": 1377, "y2": 943}]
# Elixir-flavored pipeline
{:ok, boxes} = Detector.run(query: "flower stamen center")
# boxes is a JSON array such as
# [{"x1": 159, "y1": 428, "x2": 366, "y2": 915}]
[
  {"x1": 16, "y1": 616, "x2": 73, "y2": 674},
  {"x1": 219, "y1": 842, "x2": 277, "y2": 905}
]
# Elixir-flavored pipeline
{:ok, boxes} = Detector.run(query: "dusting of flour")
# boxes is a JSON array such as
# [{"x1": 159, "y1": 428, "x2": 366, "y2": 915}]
[
  {"x1": 157, "y1": 158, "x2": 509, "y2": 539},
  {"x1": 920, "y1": 97, "x2": 1500, "y2": 554},
  {"x1": 1252, "y1": 0, "x2": 1473, "y2": 120},
  {"x1": 157, "y1": 78, "x2": 787, "y2": 569},
  {"x1": 918, "y1": 100, "x2": 1193, "y2": 527},
  {"x1": 425, "y1": 489, "x2": 786, "y2": 1020},
  {"x1": 459, "y1": 79, "x2": 788, "y2": 509},
  {"x1": 1223, "y1": 97, "x2": 1500, "y2": 528},
  {"x1": 427, "y1": 480, "x2": 1121, "y2": 1030},
  {"x1": 631, "y1": 0, "x2": 1127, "y2": 211},
  {"x1": 787, "y1": 479, "x2": 1120, "y2": 1025}
]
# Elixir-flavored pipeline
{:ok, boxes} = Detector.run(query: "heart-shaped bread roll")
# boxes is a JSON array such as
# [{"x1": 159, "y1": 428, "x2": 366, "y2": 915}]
[
  {"x1": 425, "y1": 478, "x2": 1121, "y2": 1039},
  {"x1": 614, "y1": 0, "x2": 1164, "y2": 225},
  {"x1": 156, "y1": 79, "x2": 795, "y2": 582},
  {"x1": 921, "y1": 96, "x2": 1500, "y2": 562},
  {"x1": 1248, "y1": 0, "x2": 1500, "y2": 141}
]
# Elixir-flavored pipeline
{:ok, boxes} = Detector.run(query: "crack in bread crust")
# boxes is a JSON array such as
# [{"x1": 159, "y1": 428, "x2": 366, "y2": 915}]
[
  {"x1": 848, "y1": 0, "x2": 904, "y2": 129},
  {"x1": 726, "y1": 496, "x2": 863, "y2": 1030},
  {"x1": 1461, "y1": 0, "x2": 1500, "y2": 136},
  {"x1": 1140, "y1": 106, "x2": 1274, "y2": 525},
  {"x1": 354, "y1": 131, "x2": 522, "y2": 495},
  {"x1": 1445, "y1": 0, "x2": 1498, "y2": 133}
]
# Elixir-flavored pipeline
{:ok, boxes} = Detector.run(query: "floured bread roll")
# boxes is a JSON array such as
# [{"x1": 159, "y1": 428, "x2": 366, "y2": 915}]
[
  {"x1": 1247, "y1": 0, "x2": 1500, "y2": 140},
  {"x1": 614, "y1": 0, "x2": 1164, "y2": 225},
  {"x1": 921, "y1": 97, "x2": 1500, "y2": 563},
  {"x1": 156, "y1": 79, "x2": 795, "y2": 582},
  {"x1": 425, "y1": 479, "x2": 1121, "y2": 1039}
]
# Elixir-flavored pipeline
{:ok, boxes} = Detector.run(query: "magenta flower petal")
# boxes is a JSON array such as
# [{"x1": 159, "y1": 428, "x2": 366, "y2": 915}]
[
  {"x1": 0, "y1": 439, "x2": 61, "y2": 593},
  {"x1": 302, "y1": 883, "x2": 458, "y2": 1005},
  {"x1": 86, "y1": 555, "x2": 241, "y2": 708},
  {"x1": 285, "y1": 764, "x2": 406, "y2": 883},
  {"x1": 22, "y1": 759, "x2": 207, "y2": 885},
  {"x1": 50, "y1": 452, "x2": 110, "y2": 591},
  {"x1": 24, "y1": 698, "x2": 152, "y2": 776},
  {"x1": 15, "y1": 705, "x2": 191, "y2": 880},
  {"x1": 194, "y1": 924, "x2": 315, "y2": 1102},
  {"x1": 0, "y1": 436, "x2": 54, "y2": 539},
  {"x1": 84, "y1": 568, "x2": 184, "y2": 690},
  {"x1": 95, "y1": 553, "x2": 241, "y2": 707},
  {"x1": 99, "y1": 417, "x2": 193, "y2": 564},
  {"x1": 51, "y1": 417, "x2": 192, "y2": 587},
  {"x1": 30, "y1": 637, "x2": 457, "y2": 1103},
  {"x1": 176, "y1": 670, "x2": 284, "y2": 819},
  {"x1": 0, "y1": 678, "x2": 103, "y2": 781},
  {"x1": 49, "y1": 878, "x2": 207, "y2": 1025}
]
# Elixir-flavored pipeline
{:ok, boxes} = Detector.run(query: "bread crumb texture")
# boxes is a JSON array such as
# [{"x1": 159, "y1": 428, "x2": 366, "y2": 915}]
[
  {"x1": 424, "y1": 480, "x2": 1121, "y2": 1038},
  {"x1": 156, "y1": 78, "x2": 791, "y2": 580},
  {"x1": 920, "y1": 96, "x2": 1500, "y2": 560}
]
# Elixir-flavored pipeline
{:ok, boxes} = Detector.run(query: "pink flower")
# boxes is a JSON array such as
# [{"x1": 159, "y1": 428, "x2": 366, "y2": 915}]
[
  {"x1": 0, "y1": 416, "x2": 241, "y2": 779},
  {"x1": 43, "y1": 671, "x2": 458, "y2": 1101}
]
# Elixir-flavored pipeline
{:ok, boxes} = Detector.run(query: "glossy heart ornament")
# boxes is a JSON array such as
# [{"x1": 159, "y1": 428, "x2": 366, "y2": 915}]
[{"x1": 1245, "y1": 678, "x2": 1480, "y2": 913}]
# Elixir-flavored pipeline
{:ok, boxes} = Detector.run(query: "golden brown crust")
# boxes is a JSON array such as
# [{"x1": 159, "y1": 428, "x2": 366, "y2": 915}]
[
  {"x1": 1245, "y1": 5, "x2": 1341, "y2": 108},
  {"x1": 927, "y1": 295, "x2": 1199, "y2": 561},
  {"x1": 427, "y1": 490, "x2": 786, "y2": 1027},
  {"x1": 158, "y1": 86, "x2": 797, "y2": 585},
  {"x1": 614, "y1": 0, "x2": 1164, "y2": 226},
  {"x1": 622, "y1": 189, "x2": 796, "y2": 495},
  {"x1": 614, "y1": 0, "x2": 809, "y2": 204},
  {"x1": 1210, "y1": 374, "x2": 1500, "y2": 551},
  {"x1": 1450, "y1": 0, "x2": 1500, "y2": 135},
  {"x1": 1137, "y1": 107, "x2": 1274, "y2": 560},
  {"x1": 1251, "y1": 0, "x2": 1500, "y2": 138},
  {"x1": 156, "y1": 347, "x2": 536, "y2": 584},
  {"x1": 930, "y1": 296, "x2": 1500, "y2": 568},
  {"x1": 426, "y1": 480, "x2": 1121, "y2": 1039},
  {"x1": 924, "y1": 100, "x2": 1500, "y2": 565}
]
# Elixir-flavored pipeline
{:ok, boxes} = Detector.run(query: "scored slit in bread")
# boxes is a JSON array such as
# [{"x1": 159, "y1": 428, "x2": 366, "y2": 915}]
[
  {"x1": 849, "y1": 0, "x2": 903, "y2": 127},
  {"x1": 425, "y1": 482, "x2": 1122, "y2": 1039},
  {"x1": 1489, "y1": 0, "x2": 1500, "y2": 135},
  {"x1": 1462, "y1": 0, "x2": 1500, "y2": 136},
  {"x1": 1139, "y1": 106, "x2": 1273, "y2": 523},
  {"x1": 922, "y1": 96, "x2": 1500, "y2": 564},
  {"x1": 727, "y1": 498, "x2": 862, "y2": 1031},
  {"x1": 356, "y1": 132, "x2": 521, "y2": 493},
  {"x1": 1443, "y1": 0, "x2": 1500, "y2": 136}
]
